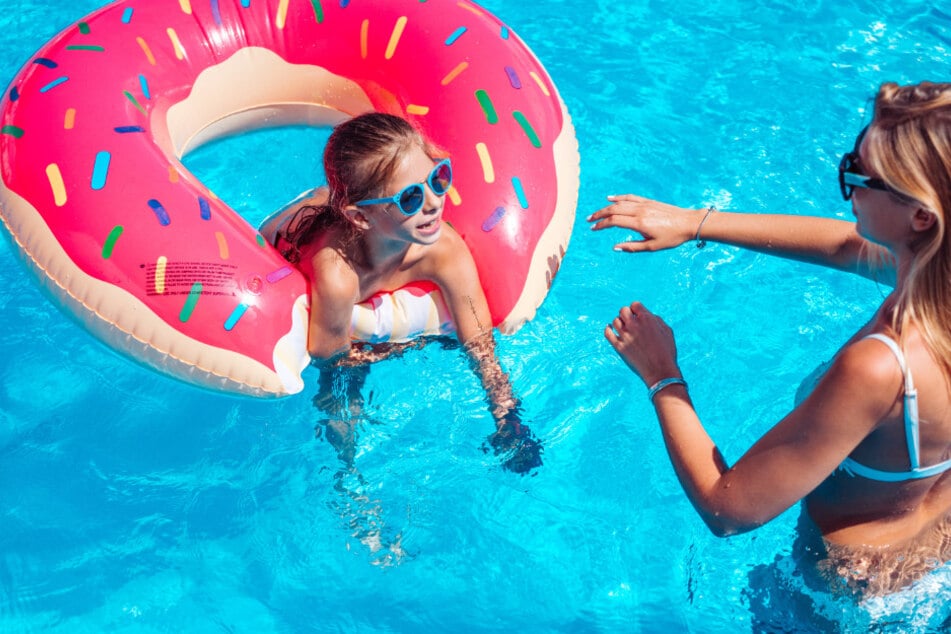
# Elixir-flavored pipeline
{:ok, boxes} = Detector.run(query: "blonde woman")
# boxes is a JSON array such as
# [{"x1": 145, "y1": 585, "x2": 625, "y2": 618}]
[{"x1": 589, "y1": 81, "x2": 951, "y2": 595}]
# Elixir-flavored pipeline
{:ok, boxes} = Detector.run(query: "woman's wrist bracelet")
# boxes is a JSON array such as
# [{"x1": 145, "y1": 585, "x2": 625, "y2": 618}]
[
  {"x1": 647, "y1": 377, "x2": 687, "y2": 402},
  {"x1": 695, "y1": 206, "x2": 716, "y2": 249}
]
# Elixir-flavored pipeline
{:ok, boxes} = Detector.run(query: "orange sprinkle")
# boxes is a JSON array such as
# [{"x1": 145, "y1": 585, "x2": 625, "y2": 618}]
[
  {"x1": 137, "y1": 37, "x2": 157, "y2": 66},
  {"x1": 63, "y1": 108, "x2": 76, "y2": 130},
  {"x1": 385, "y1": 16, "x2": 408, "y2": 60},
  {"x1": 215, "y1": 231, "x2": 230, "y2": 259},
  {"x1": 360, "y1": 19, "x2": 369, "y2": 59},
  {"x1": 168, "y1": 165, "x2": 180, "y2": 183},
  {"x1": 406, "y1": 104, "x2": 430, "y2": 116},
  {"x1": 441, "y1": 62, "x2": 468, "y2": 86}
]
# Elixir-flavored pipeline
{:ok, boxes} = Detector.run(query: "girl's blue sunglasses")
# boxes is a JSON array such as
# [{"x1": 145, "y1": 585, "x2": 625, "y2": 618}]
[{"x1": 355, "y1": 159, "x2": 453, "y2": 216}]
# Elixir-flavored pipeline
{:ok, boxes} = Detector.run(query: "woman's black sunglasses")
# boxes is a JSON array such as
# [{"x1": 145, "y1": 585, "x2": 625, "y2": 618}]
[{"x1": 838, "y1": 126, "x2": 903, "y2": 201}]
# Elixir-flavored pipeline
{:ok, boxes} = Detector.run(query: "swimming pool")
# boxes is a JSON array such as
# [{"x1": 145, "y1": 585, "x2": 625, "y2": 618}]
[{"x1": 2, "y1": 0, "x2": 950, "y2": 631}]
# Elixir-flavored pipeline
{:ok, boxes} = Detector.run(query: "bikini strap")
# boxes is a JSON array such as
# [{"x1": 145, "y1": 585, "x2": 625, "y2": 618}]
[{"x1": 862, "y1": 333, "x2": 921, "y2": 469}]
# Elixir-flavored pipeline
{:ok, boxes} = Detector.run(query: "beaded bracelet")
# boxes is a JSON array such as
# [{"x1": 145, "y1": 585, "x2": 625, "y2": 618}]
[
  {"x1": 647, "y1": 377, "x2": 688, "y2": 402},
  {"x1": 695, "y1": 206, "x2": 716, "y2": 249}
]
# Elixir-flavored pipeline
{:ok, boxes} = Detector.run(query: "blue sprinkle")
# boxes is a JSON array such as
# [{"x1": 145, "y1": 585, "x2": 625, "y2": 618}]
[
  {"x1": 505, "y1": 66, "x2": 522, "y2": 89},
  {"x1": 121, "y1": 7, "x2": 133, "y2": 23},
  {"x1": 9, "y1": 87, "x2": 19, "y2": 101},
  {"x1": 211, "y1": 0, "x2": 222, "y2": 25},
  {"x1": 482, "y1": 206, "x2": 506, "y2": 232},
  {"x1": 138, "y1": 74, "x2": 151, "y2": 100},
  {"x1": 445, "y1": 26, "x2": 467, "y2": 46},
  {"x1": 224, "y1": 303, "x2": 249, "y2": 331},
  {"x1": 39, "y1": 76, "x2": 69, "y2": 93},
  {"x1": 512, "y1": 177, "x2": 528, "y2": 209},
  {"x1": 148, "y1": 199, "x2": 171, "y2": 226},
  {"x1": 114, "y1": 125, "x2": 145, "y2": 133},
  {"x1": 91, "y1": 151, "x2": 111, "y2": 190},
  {"x1": 198, "y1": 196, "x2": 211, "y2": 220},
  {"x1": 33, "y1": 58, "x2": 57, "y2": 69},
  {"x1": 500, "y1": 25, "x2": 509, "y2": 39}
]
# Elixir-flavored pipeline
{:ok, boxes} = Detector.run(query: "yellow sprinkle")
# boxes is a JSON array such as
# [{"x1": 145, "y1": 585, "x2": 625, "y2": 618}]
[
  {"x1": 406, "y1": 104, "x2": 429, "y2": 116},
  {"x1": 178, "y1": 0, "x2": 192, "y2": 14},
  {"x1": 137, "y1": 37, "x2": 157, "y2": 66},
  {"x1": 215, "y1": 231, "x2": 230, "y2": 260},
  {"x1": 529, "y1": 71, "x2": 551, "y2": 97},
  {"x1": 154, "y1": 256, "x2": 167, "y2": 294},
  {"x1": 46, "y1": 164, "x2": 67, "y2": 207},
  {"x1": 447, "y1": 185, "x2": 461, "y2": 207},
  {"x1": 277, "y1": 0, "x2": 290, "y2": 29},
  {"x1": 475, "y1": 142, "x2": 495, "y2": 183},
  {"x1": 457, "y1": 2, "x2": 484, "y2": 16},
  {"x1": 168, "y1": 165, "x2": 180, "y2": 183},
  {"x1": 63, "y1": 108, "x2": 76, "y2": 130},
  {"x1": 360, "y1": 19, "x2": 369, "y2": 59},
  {"x1": 167, "y1": 28, "x2": 185, "y2": 60},
  {"x1": 441, "y1": 62, "x2": 468, "y2": 86},
  {"x1": 385, "y1": 16, "x2": 408, "y2": 60}
]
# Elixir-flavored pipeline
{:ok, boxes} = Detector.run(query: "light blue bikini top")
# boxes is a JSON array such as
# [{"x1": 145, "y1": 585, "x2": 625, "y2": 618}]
[{"x1": 837, "y1": 333, "x2": 951, "y2": 482}]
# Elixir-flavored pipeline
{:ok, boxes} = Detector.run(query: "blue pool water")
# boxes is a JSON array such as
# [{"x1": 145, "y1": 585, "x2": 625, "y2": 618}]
[{"x1": 2, "y1": 1, "x2": 951, "y2": 632}]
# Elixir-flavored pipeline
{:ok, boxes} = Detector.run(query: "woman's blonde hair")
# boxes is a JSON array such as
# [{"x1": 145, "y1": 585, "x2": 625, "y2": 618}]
[{"x1": 864, "y1": 81, "x2": 951, "y2": 381}]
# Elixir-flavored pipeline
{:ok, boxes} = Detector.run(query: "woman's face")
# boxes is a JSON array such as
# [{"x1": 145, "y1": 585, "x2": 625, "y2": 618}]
[
  {"x1": 367, "y1": 144, "x2": 447, "y2": 246},
  {"x1": 851, "y1": 139, "x2": 919, "y2": 248}
]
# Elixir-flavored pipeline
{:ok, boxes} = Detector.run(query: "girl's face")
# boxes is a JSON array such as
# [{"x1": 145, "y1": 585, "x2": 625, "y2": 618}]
[{"x1": 368, "y1": 145, "x2": 447, "y2": 245}]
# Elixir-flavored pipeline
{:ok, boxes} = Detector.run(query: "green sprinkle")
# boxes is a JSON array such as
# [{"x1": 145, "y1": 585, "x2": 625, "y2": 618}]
[
  {"x1": 476, "y1": 90, "x2": 498, "y2": 125},
  {"x1": 513, "y1": 111, "x2": 541, "y2": 148},
  {"x1": 179, "y1": 282, "x2": 203, "y2": 322},
  {"x1": 123, "y1": 90, "x2": 146, "y2": 115},
  {"x1": 78, "y1": 22, "x2": 90, "y2": 34},
  {"x1": 310, "y1": 0, "x2": 324, "y2": 22},
  {"x1": 102, "y1": 226, "x2": 123, "y2": 258},
  {"x1": 256, "y1": 234, "x2": 266, "y2": 248},
  {"x1": 66, "y1": 45, "x2": 105, "y2": 52},
  {"x1": 1, "y1": 125, "x2": 24, "y2": 138}
]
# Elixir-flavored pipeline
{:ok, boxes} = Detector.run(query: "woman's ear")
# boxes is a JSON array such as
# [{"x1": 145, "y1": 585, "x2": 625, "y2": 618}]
[
  {"x1": 912, "y1": 207, "x2": 938, "y2": 233},
  {"x1": 342, "y1": 205, "x2": 372, "y2": 231}
]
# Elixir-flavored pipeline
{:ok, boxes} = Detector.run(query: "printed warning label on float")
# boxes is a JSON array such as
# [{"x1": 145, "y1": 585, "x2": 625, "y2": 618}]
[{"x1": 144, "y1": 261, "x2": 238, "y2": 296}]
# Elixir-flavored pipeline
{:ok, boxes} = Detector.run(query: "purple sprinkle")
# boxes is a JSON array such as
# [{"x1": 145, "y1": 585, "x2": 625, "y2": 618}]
[
  {"x1": 211, "y1": 0, "x2": 222, "y2": 25},
  {"x1": 505, "y1": 66, "x2": 522, "y2": 89},
  {"x1": 482, "y1": 206, "x2": 506, "y2": 232},
  {"x1": 266, "y1": 267, "x2": 293, "y2": 283}
]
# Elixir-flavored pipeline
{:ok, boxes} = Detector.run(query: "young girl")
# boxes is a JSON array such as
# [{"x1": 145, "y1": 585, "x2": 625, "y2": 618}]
[
  {"x1": 589, "y1": 81, "x2": 951, "y2": 595},
  {"x1": 260, "y1": 113, "x2": 540, "y2": 474}
]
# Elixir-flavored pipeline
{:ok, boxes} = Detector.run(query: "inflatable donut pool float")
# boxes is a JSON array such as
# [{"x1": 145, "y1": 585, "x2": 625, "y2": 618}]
[{"x1": 0, "y1": 0, "x2": 579, "y2": 397}]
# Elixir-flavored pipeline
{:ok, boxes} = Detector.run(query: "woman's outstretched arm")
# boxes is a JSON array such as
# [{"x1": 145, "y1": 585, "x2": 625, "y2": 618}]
[{"x1": 588, "y1": 194, "x2": 895, "y2": 283}]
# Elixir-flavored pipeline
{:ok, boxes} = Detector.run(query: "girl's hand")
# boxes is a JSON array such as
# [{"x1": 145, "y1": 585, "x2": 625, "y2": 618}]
[
  {"x1": 588, "y1": 194, "x2": 702, "y2": 252},
  {"x1": 604, "y1": 302, "x2": 681, "y2": 387}
]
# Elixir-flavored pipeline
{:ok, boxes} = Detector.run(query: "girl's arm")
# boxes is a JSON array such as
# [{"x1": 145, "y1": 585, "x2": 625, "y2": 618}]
[
  {"x1": 427, "y1": 227, "x2": 518, "y2": 421},
  {"x1": 588, "y1": 194, "x2": 896, "y2": 283},
  {"x1": 604, "y1": 302, "x2": 897, "y2": 535},
  {"x1": 306, "y1": 252, "x2": 360, "y2": 363},
  {"x1": 426, "y1": 227, "x2": 542, "y2": 473}
]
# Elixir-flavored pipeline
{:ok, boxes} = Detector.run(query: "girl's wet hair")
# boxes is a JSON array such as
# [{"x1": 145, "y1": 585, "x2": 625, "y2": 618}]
[{"x1": 278, "y1": 112, "x2": 437, "y2": 264}]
